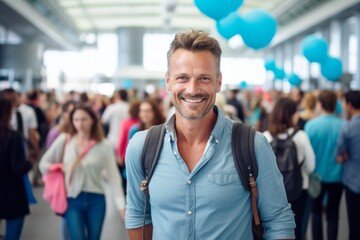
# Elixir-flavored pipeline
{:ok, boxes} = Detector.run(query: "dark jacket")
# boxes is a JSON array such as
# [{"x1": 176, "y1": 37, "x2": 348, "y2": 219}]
[{"x1": 0, "y1": 130, "x2": 32, "y2": 219}]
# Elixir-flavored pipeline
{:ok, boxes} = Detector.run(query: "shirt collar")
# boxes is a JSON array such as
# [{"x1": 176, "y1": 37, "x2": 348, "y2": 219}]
[
  {"x1": 165, "y1": 105, "x2": 226, "y2": 143},
  {"x1": 352, "y1": 114, "x2": 360, "y2": 121}
]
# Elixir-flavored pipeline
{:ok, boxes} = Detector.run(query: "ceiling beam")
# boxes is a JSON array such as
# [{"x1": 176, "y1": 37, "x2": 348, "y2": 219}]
[
  {"x1": 272, "y1": 0, "x2": 360, "y2": 46},
  {"x1": 2, "y1": 0, "x2": 80, "y2": 50}
]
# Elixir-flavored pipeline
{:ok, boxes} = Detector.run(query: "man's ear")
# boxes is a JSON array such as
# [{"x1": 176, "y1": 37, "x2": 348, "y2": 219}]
[
  {"x1": 216, "y1": 72, "x2": 222, "y2": 93},
  {"x1": 165, "y1": 72, "x2": 171, "y2": 92}
]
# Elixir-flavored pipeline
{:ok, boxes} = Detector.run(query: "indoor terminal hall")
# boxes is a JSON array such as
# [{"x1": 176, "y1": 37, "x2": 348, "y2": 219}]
[{"x1": 0, "y1": 0, "x2": 360, "y2": 240}]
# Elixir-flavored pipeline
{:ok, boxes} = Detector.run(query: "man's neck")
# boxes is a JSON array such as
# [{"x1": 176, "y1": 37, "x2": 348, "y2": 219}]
[
  {"x1": 320, "y1": 109, "x2": 334, "y2": 115},
  {"x1": 351, "y1": 110, "x2": 360, "y2": 118},
  {"x1": 175, "y1": 112, "x2": 217, "y2": 145}
]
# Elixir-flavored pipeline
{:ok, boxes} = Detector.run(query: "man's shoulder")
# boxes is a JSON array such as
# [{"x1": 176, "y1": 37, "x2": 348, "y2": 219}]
[
  {"x1": 304, "y1": 116, "x2": 322, "y2": 130},
  {"x1": 127, "y1": 129, "x2": 149, "y2": 152},
  {"x1": 19, "y1": 104, "x2": 35, "y2": 115},
  {"x1": 105, "y1": 102, "x2": 128, "y2": 112},
  {"x1": 125, "y1": 129, "x2": 150, "y2": 168}
]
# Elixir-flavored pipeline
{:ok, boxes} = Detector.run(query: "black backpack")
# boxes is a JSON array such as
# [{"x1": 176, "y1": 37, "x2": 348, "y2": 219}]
[
  {"x1": 270, "y1": 130, "x2": 303, "y2": 202},
  {"x1": 139, "y1": 122, "x2": 264, "y2": 240}
]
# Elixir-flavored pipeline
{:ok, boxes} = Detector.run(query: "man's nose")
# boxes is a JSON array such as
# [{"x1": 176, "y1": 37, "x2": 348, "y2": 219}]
[{"x1": 187, "y1": 79, "x2": 199, "y2": 95}]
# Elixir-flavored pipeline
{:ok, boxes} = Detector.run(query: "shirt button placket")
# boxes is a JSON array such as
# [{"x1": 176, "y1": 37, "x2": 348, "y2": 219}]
[{"x1": 185, "y1": 178, "x2": 194, "y2": 240}]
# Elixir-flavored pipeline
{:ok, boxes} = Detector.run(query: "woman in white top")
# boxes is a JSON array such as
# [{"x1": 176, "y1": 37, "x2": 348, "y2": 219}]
[
  {"x1": 263, "y1": 97, "x2": 315, "y2": 240},
  {"x1": 40, "y1": 105, "x2": 125, "y2": 240}
]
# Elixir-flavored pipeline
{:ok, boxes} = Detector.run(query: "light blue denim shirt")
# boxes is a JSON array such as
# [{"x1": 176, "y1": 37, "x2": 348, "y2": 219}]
[
  {"x1": 125, "y1": 107, "x2": 295, "y2": 240},
  {"x1": 336, "y1": 114, "x2": 360, "y2": 193}
]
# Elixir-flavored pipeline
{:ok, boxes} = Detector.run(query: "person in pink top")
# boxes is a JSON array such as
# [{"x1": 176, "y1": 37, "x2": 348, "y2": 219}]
[{"x1": 116, "y1": 100, "x2": 141, "y2": 192}]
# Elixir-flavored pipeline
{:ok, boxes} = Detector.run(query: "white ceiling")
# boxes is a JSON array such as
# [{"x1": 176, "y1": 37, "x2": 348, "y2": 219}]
[{"x1": 55, "y1": 0, "x2": 288, "y2": 33}]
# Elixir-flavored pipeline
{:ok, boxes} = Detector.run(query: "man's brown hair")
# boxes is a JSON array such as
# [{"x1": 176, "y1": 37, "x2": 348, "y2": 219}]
[
  {"x1": 318, "y1": 90, "x2": 337, "y2": 113},
  {"x1": 167, "y1": 29, "x2": 222, "y2": 74}
]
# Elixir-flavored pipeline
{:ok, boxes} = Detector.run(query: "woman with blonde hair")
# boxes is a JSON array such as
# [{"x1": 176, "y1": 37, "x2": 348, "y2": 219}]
[
  {"x1": 298, "y1": 92, "x2": 317, "y2": 130},
  {"x1": 40, "y1": 105, "x2": 125, "y2": 240}
]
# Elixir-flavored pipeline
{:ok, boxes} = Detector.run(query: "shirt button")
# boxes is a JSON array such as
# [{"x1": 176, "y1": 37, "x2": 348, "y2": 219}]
[
  {"x1": 187, "y1": 210, "x2": 192, "y2": 215},
  {"x1": 215, "y1": 139, "x2": 219, "y2": 144},
  {"x1": 174, "y1": 151, "x2": 177, "y2": 155},
  {"x1": 187, "y1": 180, "x2": 191, "y2": 184}
]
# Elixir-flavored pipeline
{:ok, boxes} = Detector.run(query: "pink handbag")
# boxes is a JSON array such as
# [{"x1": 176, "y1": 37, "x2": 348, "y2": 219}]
[{"x1": 42, "y1": 164, "x2": 67, "y2": 215}]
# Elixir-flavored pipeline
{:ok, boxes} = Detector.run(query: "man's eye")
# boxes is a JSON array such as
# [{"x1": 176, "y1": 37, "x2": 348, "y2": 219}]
[{"x1": 177, "y1": 76, "x2": 187, "y2": 80}]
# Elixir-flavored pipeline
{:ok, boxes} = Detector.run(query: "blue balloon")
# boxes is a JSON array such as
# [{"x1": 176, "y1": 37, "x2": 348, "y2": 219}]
[
  {"x1": 288, "y1": 73, "x2": 302, "y2": 86},
  {"x1": 241, "y1": 9, "x2": 277, "y2": 50},
  {"x1": 321, "y1": 57, "x2": 342, "y2": 81},
  {"x1": 274, "y1": 68, "x2": 286, "y2": 80},
  {"x1": 264, "y1": 58, "x2": 277, "y2": 71},
  {"x1": 194, "y1": 0, "x2": 243, "y2": 21},
  {"x1": 301, "y1": 35, "x2": 328, "y2": 63},
  {"x1": 122, "y1": 79, "x2": 133, "y2": 89},
  {"x1": 239, "y1": 81, "x2": 247, "y2": 89},
  {"x1": 216, "y1": 12, "x2": 244, "y2": 39}
]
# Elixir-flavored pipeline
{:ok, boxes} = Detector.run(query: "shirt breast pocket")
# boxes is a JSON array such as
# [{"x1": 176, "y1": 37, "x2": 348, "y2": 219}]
[{"x1": 206, "y1": 172, "x2": 244, "y2": 208}]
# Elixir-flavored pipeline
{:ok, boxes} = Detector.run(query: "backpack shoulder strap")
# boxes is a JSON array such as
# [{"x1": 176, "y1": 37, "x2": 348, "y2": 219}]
[
  {"x1": 290, "y1": 128, "x2": 299, "y2": 139},
  {"x1": 140, "y1": 124, "x2": 166, "y2": 192},
  {"x1": 232, "y1": 122, "x2": 257, "y2": 190},
  {"x1": 232, "y1": 122, "x2": 261, "y2": 226}
]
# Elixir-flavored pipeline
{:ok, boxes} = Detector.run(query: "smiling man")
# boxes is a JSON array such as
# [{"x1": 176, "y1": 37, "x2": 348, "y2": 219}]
[{"x1": 125, "y1": 30, "x2": 295, "y2": 240}]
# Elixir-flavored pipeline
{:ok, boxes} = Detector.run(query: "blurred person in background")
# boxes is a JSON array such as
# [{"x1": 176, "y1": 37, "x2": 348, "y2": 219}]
[
  {"x1": 336, "y1": 90, "x2": 360, "y2": 240},
  {"x1": 249, "y1": 94, "x2": 269, "y2": 132},
  {"x1": 226, "y1": 89, "x2": 245, "y2": 122},
  {"x1": 263, "y1": 97, "x2": 315, "y2": 240},
  {"x1": 215, "y1": 92, "x2": 240, "y2": 121},
  {"x1": 2, "y1": 89, "x2": 39, "y2": 170},
  {"x1": 305, "y1": 90, "x2": 345, "y2": 240},
  {"x1": 116, "y1": 100, "x2": 141, "y2": 193},
  {"x1": 0, "y1": 95, "x2": 32, "y2": 240},
  {"x1": 40, "y1": 105, "x2": 126, "y2": 240},
  {"x1": 298, "y1": 92, "x2": 317, "y2": 130},
  {"x1": 26, "y1": 90, "x2": 49, "y2": 187},
  {"x1": 291, "y1": 88, "x2": 304, "y2": 110},
  {"x1": 101, "y1": 89, "x2": 129, "y2": 150},
  {"x1": 46, "y1": 100, "x2": 76, "y2": 152},
  {"x1": 44, "y1": 100, "x2": 76, "y2": 240},
  {"x1": 129, "y1": 99, "x2": 166, "y2": 139}
]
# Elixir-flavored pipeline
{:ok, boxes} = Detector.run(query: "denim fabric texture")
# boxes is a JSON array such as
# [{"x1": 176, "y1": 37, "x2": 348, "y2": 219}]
[
  {"x1": 5, "y1": 216, "x2": 25, "y2": 240},
  {"x1": 64, "y1": 192, "x2": 106, "y2": 240},
  {"x1": 125, "y1": 107, "x2": 295, "y2": 240}
]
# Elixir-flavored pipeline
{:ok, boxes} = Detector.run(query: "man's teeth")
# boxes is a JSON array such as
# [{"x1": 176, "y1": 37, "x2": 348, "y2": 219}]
[{"x1": 185, "y1": 98, "x2": 202, "y2": 103}]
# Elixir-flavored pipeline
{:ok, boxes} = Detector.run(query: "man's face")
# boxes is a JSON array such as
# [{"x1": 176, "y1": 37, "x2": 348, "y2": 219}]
[{"x1": 165, "y1": 49, "x2": 222, "y2": 121}]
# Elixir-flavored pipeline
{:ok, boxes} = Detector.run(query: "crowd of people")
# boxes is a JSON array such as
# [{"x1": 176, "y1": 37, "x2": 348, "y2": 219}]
[{"x1": 0, "y1": 30, "x2": 360, "y2": 240}]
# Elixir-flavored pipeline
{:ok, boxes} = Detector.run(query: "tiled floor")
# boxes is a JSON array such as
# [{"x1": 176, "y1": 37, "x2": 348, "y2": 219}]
[{"x1": 1, "y1": 184, "x2": 129, "y2": 240}]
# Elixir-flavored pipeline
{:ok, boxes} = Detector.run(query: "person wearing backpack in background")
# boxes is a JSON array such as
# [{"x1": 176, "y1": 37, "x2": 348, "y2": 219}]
[
  {"x1": 336, "y1": 90, "x2": 360, "y2": 240},
  {"x1": 263, "y1": 97, "x2": 315, "y2": 240},
  {"x1": 125, "y1": 30, "x2": 295, "y2": 240},
  {"x1": 305, "y1": 90, "x2": 345, "y2": 240}
]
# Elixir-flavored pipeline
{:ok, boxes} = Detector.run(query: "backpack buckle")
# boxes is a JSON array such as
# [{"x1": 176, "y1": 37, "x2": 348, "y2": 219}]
[{"x1": 140, "y1": 179, "x2": 148, "y2": 192}]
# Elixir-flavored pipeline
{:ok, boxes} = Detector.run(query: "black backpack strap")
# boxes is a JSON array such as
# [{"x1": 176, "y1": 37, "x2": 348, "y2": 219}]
[
  {"x1": 16, "y1": 110, "x2": 24, "y2": 137},
  {"x1": 232, "y1": 122, "x2": 257, "y2": 189},
  {"x1": 232, "y1": 122, "x2": 261, "y2": 226},
  {"x1": 139, "y1": 124, "x2": 166, "y2": 240},
  {"x1": 140, "y1": 124, "x2": 166, "y2": 192}
]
